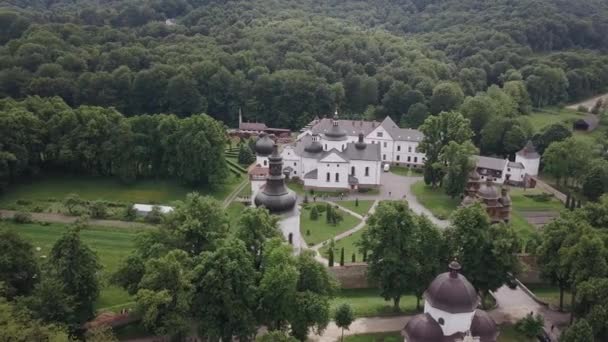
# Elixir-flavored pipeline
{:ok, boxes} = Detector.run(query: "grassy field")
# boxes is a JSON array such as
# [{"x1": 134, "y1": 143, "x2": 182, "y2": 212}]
[
  {"x1": 0, "y1": 174, "x2": 243, "y2": 213},
  {"x1": 336, "y1": 200, "x2": 375, "y2": 216},
  {"x1": 320, "y1": 225, "x2": 367, "y2": 264},
  {"x1": 525, "y1": 107, "x2": 586, "y2": 132},
  {"x1": 343, "y1": 332, "x2": 401, "y2": 342},
  {"x1": 0, "y1": 220, "x2": 141, "y2": 311},
  {"x1": 509, "y1": 188, "x2": 564, "y2": 212},
  {"x1": 331, "y1": 288, "x2": 418, "y2": 317},
  {"x1": 300, "y1": 205, "x2": 361, "y2": 245},
  {"x1": 411, "y1": 181, "x2": 460, "y2": 220},
  {"x1": 526, "y1": 284, "x2": 572, "y2": 311},
  {"x1": 389, "y1": 166, "x2": 411, "y2": 177}
]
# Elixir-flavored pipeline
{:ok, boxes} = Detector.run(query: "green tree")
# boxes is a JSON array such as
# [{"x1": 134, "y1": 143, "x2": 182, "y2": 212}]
[
  {"x1": 192, "y1": 239, "x2": 257, "y2": 341},
  {"x1": 48, "y1": 225, "x2": 101, "y2": 323},
  {"x1": 412, "y1": 215, "x2": 445, "y2": 310},
  {"x1": 238, "y1": 144, "x2": 255, "y2": 165},
  {"x1": 310, "y1": 205, "x2": 319, "y2": 220},
  {"x1": 515, "y1": 313, "x2": 544, "y2": 338},
  {"x1": 582, "y1": 160, "x2": 608, "y2": 201},
  {"x1": 0, "y1": 297, "x2": 71, "y2": 341},
  {"x1": 21, "y1": 277, "x2": 75, "y2": 327},
  {"x1": 401, "y1": 102, "x2": 429, "y2": 129},
  {"x1": 328, "y1": 248, "x2": 334, "y2": 267},
  {"x1": 339, "y1": 247, "x2": 345, "y2": 266},
  {"x1": 85, "y1": 325, "x2": 119, "y2": 342},
  {"x1": 419, "y1": 111, "x2": 473, "y2": 187},
  {"x1": 63, "y1": 193, "x2": 82, "y2": 215},
  {"x1": 543, "y1": 137, "x2": 596, "y2": 187},
  {"x1": 166, "y1": 73, "x2": 205, "y2": 117},
  {"x1": 256, "y1": 331, "x2": 299, "y2": 342},
  {"x1": 135, "y1": 250, "x2": 193, "y2": 337},
  {"x1": 0, "y1": 229, "x2": 39, "y2": 299},
  {"x1": 440, "y1": 141, "x2": 478, "y2": 198},
  {"x1": 235, "y1": 207, "x2": 280, "y2": 268},
  {"x1": 446, "y1": 204, "x2": 519, "y2": 307},
  {"x1": 532, "y1": 123, "x2": 572, "y2": 155},
  {"x1": 89, "y1": 200, "x2": 107, "y2": 219},
  {"x1": 334, "y1": 303, "x2": 354, "y2": 342},
  {"x1": 359, "y1": 201, "x2": 418, "y2": 311},
  {"x1": 560, "y1": 319, "x2": 595, "y2": 342},
  {"x1": 430, "y1": 82, "x2": 464, "y2": 114},
  {"x1": 164, "y1": 193, "x2": 229, "y2": 255}
]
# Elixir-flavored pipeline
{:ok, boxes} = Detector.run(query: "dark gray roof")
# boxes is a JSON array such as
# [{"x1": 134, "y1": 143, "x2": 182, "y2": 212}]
[
  {"x1": 403, "y1": 313, "x2": 444, "y2": 342},
  {"x1": 304, "y1": 169, "x2": 318, "y2": 180},
  {"x1": 348, "y1": 175, "x2": 359, "y2": 185},
  {"x1": 507, "y1": 161, "x2": 524, "y2": 169},
  {"x1": 425, "y1": 266, "x2": 479, "y2": 314},
  {"x1": 379, "y1": 116, "x2": 424, "y2": 142},
  {"x1": 310, "y1": 118, "x2": 380, "y2": 136},
  {"x1": 475, "y1": 156, "x2": 507, "y2": 171},
  {"x1": 478, "y1": 180, "x2": 501, "y2": 199},
  {"x1": 471, "y1": 310, "x2": 499, "y2": 342},
  {"x1": 255, "y1": 133, "x2": 274, "y2": 156},
  {"x1": 341, "y1": 142, "x2": 381, "y2": 161},
  {"x1": 294, "y1": 135, "x2": 380, "y2": 162},
  {"x1": 516, "y1": 141, "x2": 540, "y2": 159}
]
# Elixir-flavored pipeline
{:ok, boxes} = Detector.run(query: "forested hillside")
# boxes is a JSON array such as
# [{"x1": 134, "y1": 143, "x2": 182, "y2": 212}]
[{"x1": 1, "y1": 0, "x2": 607, "y2": 129}]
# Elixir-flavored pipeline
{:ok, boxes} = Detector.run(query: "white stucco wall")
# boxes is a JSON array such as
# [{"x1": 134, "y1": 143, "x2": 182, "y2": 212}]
[
  {"x1": 424, "y1": 302, "x2": 475, "y2": 336},
  {"x1": 350, "y1": 159, "x2": 381, "y2": 186},
  {"x1": 256, "y1": 155, "x2": 269, "y2": 167},
  {"x1": 515, "y1": 155, "x2": 540, "y2": 177}
]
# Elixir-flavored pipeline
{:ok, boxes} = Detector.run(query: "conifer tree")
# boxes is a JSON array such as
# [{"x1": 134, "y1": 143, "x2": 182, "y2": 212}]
[
  {"x1": 328, "y1": 248, "x2": 334, "y2": 267},
  {"x1": 340, "y1": 247, "x2": 345, "y2": 266}
]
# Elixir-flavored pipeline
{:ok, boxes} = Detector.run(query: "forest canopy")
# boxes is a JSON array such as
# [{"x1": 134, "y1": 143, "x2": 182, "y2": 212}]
[{"x1": 0, "y1": 0, "x2": 607, "y2": 129}]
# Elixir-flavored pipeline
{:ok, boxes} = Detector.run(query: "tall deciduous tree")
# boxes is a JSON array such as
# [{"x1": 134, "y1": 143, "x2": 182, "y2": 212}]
[
  {"x1": 430, "y1": 82, "x2": 464, "y2": 114},
  {"x1": 439, "y1": 141, "x2": 478, "y2": 198},
  {"x1": 334, "y1": 303, "x2": 354, "y2": 342},
  {"x1": 543, "y1": 137, "x2": 596, "y2": 187},
  {"x1": 412, "y1": 215, "x2": 445, "y2": 310},
  {"x1": 359, "y1": 201, "x2": 418, "y2": 311},
  {"x1": 0, "y1": 229, "x2": 39, "y2": 299},
  {"x1": 235, "y1": 207, "x2": 281, "y2": 269},
  {"x1": 192, "y1": 239, "x2": 258, "y2": 341},
  {"x1": 419, "y1": 111, "x2": 473, "y2": 187},
  {"x1": 48, "y1": 225, "x2": 101, "y2": 323},
  {"x1": 446, "y1": 204, "x2": 519, "y2": 306}
]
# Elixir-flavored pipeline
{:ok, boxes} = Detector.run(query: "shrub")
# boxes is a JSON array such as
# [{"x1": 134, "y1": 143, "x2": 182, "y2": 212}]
[
  {"x1": 306, "y1": 229, "x2": 310, "y2": 236},
  {"x1": 316, "y1": 204, "x2": 326, "y2": 213},
  {"x1": 16, "y1": 199, "x2": 32, "y2": 206},
  {"x1": 32, "y1": 206, "x2": 44, "y2": 213},
  {"x1": 123, "y1": 204, "x2": 137, "y2": 221},
  {"x1": 63, "y1": 193, "x2": 83, "y2": 215},
  {"x1": 89, "y1": 200, "x2": 108, "y2": 219},
  {"x1": 515, "y1": 313, "x2": 544, "y2": 338},
  {"x1": 577, "y1": 105, "x2": 589, "y2": 113},
  {"x1": 13, "y1": 211, "x2": 33, "y2": 224},
  {"x1": 310, "y1": 205, "x2": 319, "y2": 220},
  {"x1": 523, "y1": 193, "x2": 552, "y2": 202},
  {"x1": 145, "y1": 206, "x2": 164, "y2": 224}
]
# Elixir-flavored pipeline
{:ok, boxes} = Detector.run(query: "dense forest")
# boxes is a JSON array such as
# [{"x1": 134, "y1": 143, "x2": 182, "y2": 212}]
[{"x1": 0, "y1": 0, "x2": 607, "y2": 130}]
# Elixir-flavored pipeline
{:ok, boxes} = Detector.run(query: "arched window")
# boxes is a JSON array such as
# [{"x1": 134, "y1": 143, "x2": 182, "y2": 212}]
[
  {"x1": 263, "y1": 160, "x2": 267, "y2": 166},
  {"x1": 365, "y1": 167, "x2": 369, "y2": 176},
  {"x1": 335, "y1": 173, "x2": 339, "y2": 182},
  {"x1": 326, "y1": 172, "x2": 330, "y2": 182},
  {"x1": 288, "y1": 233, "x2": 293, "y2": 245},
  {"x1": 351, "y1": 166, "x2": 355, "y2": 176},
  {"x1": 325, "y1": 144, "x2": 327, "y2": 150},
  {"x1": 342, "y1": 144, "x2": 345, "y2": 150}
]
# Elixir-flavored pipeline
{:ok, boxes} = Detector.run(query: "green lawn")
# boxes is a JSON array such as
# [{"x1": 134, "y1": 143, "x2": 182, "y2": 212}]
[
  {"x1": 509, "y1": 188, "x2": 564, "y2": 212},
  {"x1": 320, "y1": 225, "x2": 367, "y2": 264},
  {"x1": 343, "y1": 332, "x2": 402, "y2": 342},
  {"x1": 0, "y1": 174, "x2": 243, "y2": 213},
  {"x1": 498, "y1": 325, "x2": 535, "y2": 342},
  {"x1": 390, "y1": 165, "x2": 411, "y2": 177},
  {"x1": 300, "y1": 205, "x2": 361, "y2": 246},
  {"x1": 226, "y1": 201, "x2": 248, "y2": 232},
  {"x1": 525, "y1": 107, "x2": 586, "y2": 132},
  {"x1": 336, "y1": 200, "x2": 375, "y2": 216},
  {"x1": 411, "y1": 181, "x2": 460, "y2": 220},
  {"x1": 331, "y1": 289, "x2": 418, "y2": 317},
  {"x1": 0, "y1": 220, "x2": 140, "y2": 312},
  {"x1": 525, "y1": 284, "x2": 572, "y2": 311}
]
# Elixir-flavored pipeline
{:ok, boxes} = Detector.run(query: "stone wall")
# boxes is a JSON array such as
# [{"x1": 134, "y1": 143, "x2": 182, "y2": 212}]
[
  {"x1": 328, "y1": 263, "x2": 372, "y2": 289},
  {"x1": 328, "y1": 255, "x2": 543, "y2": 289}
]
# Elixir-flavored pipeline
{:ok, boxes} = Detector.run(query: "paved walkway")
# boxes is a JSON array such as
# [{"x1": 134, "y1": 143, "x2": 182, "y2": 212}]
[
  {"x1": 0, "y1": 210, "x2": 153, "y2": 229},
  {"x1": 309, "y1": 315, "x2": 408, "y2": 342}
]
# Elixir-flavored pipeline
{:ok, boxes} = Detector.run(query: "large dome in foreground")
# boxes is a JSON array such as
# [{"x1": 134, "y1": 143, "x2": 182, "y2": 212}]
[{"x1": 424, "y1": 261, "x2": 479, "y2": 314}]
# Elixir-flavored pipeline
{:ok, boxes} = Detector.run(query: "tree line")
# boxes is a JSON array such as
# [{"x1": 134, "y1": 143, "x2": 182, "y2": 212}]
[{"x1": 0, "y1": 96, "x2": 228, "y2": 192}]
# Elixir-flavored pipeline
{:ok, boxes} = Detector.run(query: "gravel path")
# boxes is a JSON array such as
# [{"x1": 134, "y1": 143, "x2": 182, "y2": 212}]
[
  {"x1": 566, "y1": 92, "x2": 608, "y2": 111},
  {"x1": 0, "y1": 210, "x2": 153, "y2": 229}
]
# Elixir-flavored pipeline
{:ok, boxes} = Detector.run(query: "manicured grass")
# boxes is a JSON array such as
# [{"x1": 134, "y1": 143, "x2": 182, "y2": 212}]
[
  {"x1": 510, "y1": 212, "x2": 536, "y2": 253},
  {"x1": 0, "y1": 174, "x2": 243, "y2": 212},
  {"x1": 331, "y1": 288, "x2": 418, "y2": 317},
  {"x1": 343, "y1": 332, "x2": 402, "y2": 342},
  {"x1": 526, "y1": 284, "x2": 572, "y2": 311},
  {"x1": 320, "y1": 225, "x2": 367, "y2": 264},
  {"x1": 509, "y1": 188, "x2": 564, "y2": 212},
  {"x1": 226, "y1": 201, "x2": 248, "y2": 232},
  {"x1": 411, "y1": 181, "x2": 460, "y2": 220},
  {"x1": 300, "y1": 205, "x2": 361, "y2": 245},
  {"x1": 0, "y1": 220, "x2": 141, "y2": 311},
  {"x1": 336, "y1": 200, "x2": 375, "y2": 216},
  {"x1": 498, "y1": 324, "x2": 535, "y2": 342},
  {"x1": 390, "y1": 165, "x2": 411, "y2": 177},
  {"x1": 526, "y1": 107, "x2": 586, "y2": 132}
]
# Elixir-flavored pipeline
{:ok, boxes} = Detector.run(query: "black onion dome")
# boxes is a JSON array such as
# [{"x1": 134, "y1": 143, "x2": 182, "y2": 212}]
[
  {"x1": 324, "y1": 120, "x2": 347, "y2": 141},
  {"x1": 471, "y1": 310, "x2": 499, "y2": 342},
  {"x1": 304, "y1": 134, "x2": 323, "y2": 153},
  {"x1": 355, "y1": 132, "x2": 366, "y2": 150},
  {"x1": 254, "y1": 145, "x2": 297, "y2": 213},
  {"x1": 425, "y1": 261, "x2": 479, "y2": 314},
  {"x1": 477, "y1": 179, "x2": 500, "y2": 200},
  {"x1": 469, "y1": 169, "x2": 481, "y2": 181},
  {"x1": 403, "y1": 313, "x2": 444, "y2": 342},
  {"x1": 255, "y1": 132, "x2": 274, "y2": 156}
]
